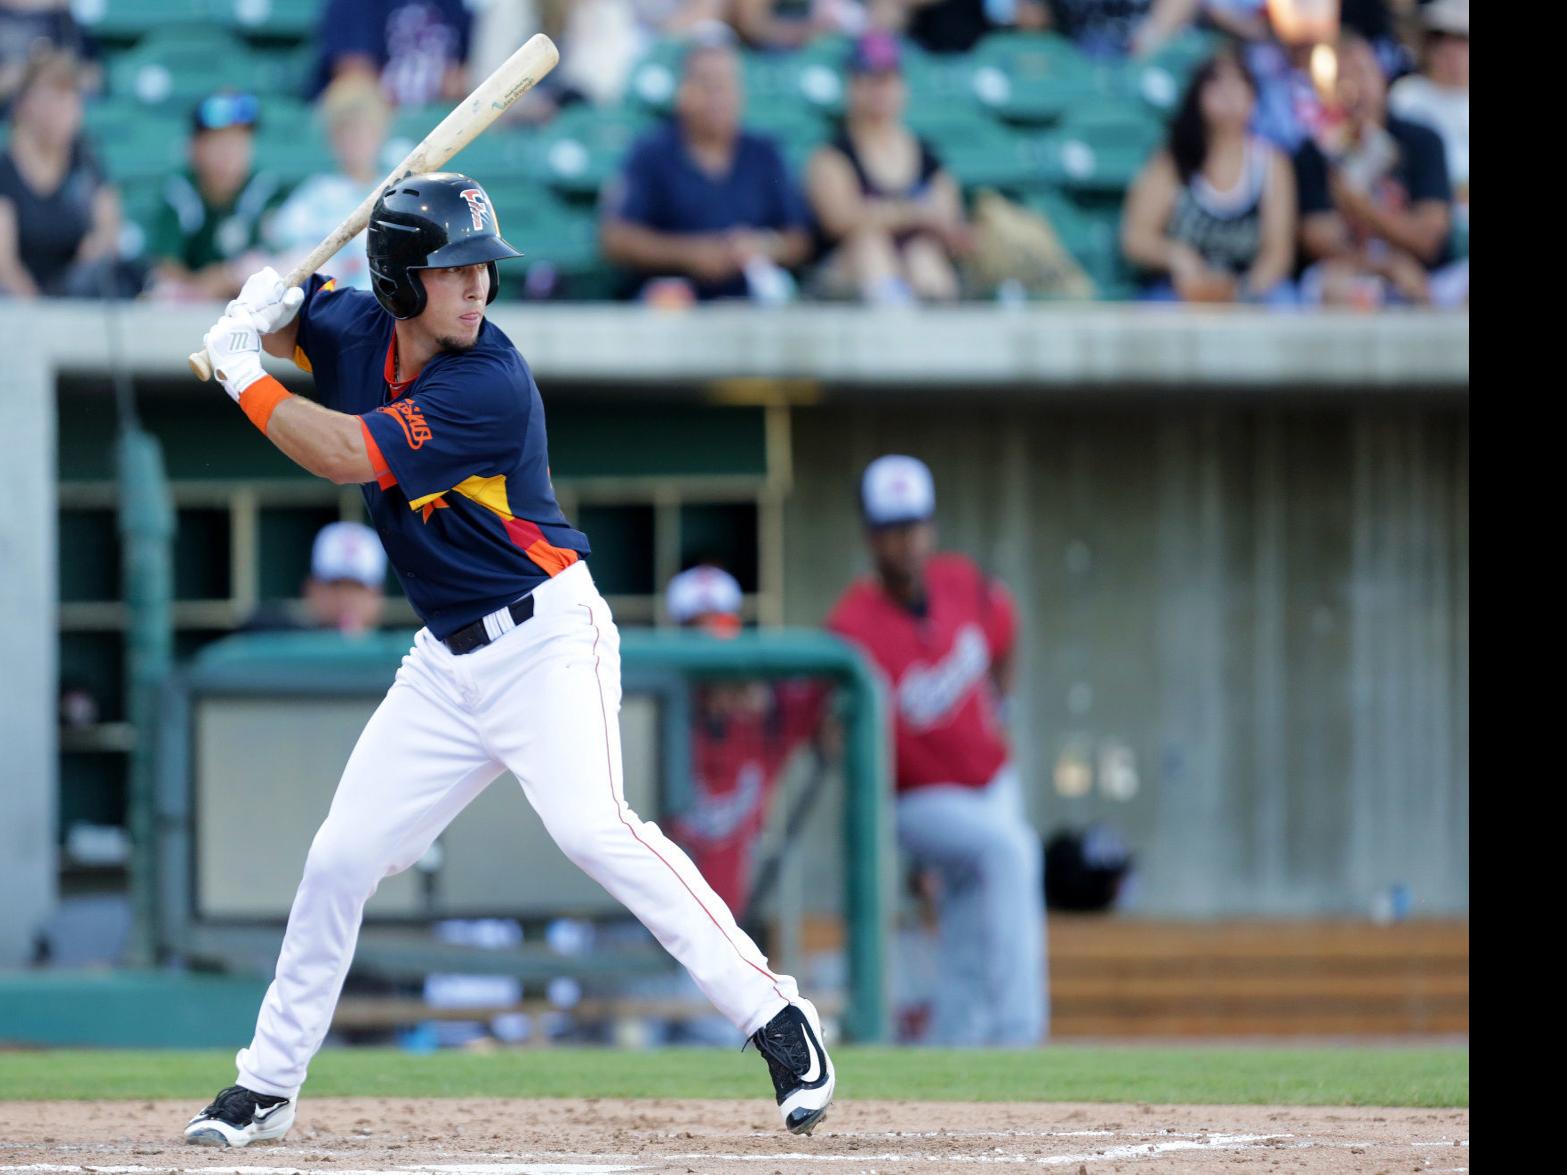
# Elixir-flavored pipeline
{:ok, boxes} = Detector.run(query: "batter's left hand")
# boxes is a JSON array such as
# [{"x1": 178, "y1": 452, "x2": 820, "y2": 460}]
[
  {"x1": 228, "y1": 265, "x2": 304, "y2": 334},
  {"x1": 203, "y1": 310, "x2": 267, "y2": 402}
]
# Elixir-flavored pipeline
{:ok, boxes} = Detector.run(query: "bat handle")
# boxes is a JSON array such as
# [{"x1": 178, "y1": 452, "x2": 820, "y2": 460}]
[{"x1": 188, "y1": 348, "x2": 214, "y2": 381}]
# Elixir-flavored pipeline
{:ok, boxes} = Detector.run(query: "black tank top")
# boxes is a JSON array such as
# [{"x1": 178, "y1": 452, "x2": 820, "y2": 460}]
[
  {"x1": 817, "y1": 129, "x2": 944, "y2": 251},
  {"x1": 833, "y1": 130, "x2": 942, "y2": 202},
  {"x1": 0, "y1": 137, "x2": 102, "y2": 293}
]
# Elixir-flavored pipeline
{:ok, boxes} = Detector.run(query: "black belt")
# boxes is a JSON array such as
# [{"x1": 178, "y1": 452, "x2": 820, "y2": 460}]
[{"x1": 443, "y1": 594, "x2": 536, "y2": 656}]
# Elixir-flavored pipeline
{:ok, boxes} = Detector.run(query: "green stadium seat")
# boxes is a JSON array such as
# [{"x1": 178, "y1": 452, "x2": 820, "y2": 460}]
[
  {"x1": 524, "y1": 107, "x2": 653, "y2": 199},
  {"x1": 905, "y1": 106, "x2": 1042, "y2": 192},
  {"x1": 1448, "y1": 217, "x2": 1469, "y2": 262},
  {"x1": 626, "y1": 38, "x2": 852, "y2": 118},
  {"x1": 226, "y1": 0, "x2": 321, "y2": 40},
  {"x1": 107, "y1": 26, "x2": 274, "y2": 109},
  {"x1": 484, "y1": 182, "x2": 616, "y2": 299},
  {"x1": 117, "y1": 175, "x2": 168, "y2": 260},
  {"x1": 71, "y1": 0, "x2": 218, "y2": 44},
  {"x1": 82, "y1": 101, "x2": 186, "y2": 183},
  {"x1": 1037, "y1": 100, "x2": 1164, "y2": 195},
  {"x1": 1025, "y1": 189, "x2": 1136, "y2": 298},
  {"x1": 745, "y1": 102, "x2": 831, "y2": 170},
  {"x1": 624, "y1": 40, "x2": 686, "y2": 115},
  {"x1": 746, "y1": 37, "x2": 853, "y2": 118},
  {"x1": 1117, "y1": 28, "x2": 1223, "y2": 114},
  {"x1": 250, "y1": 100, "x2": 334, "y2": 184},
  {"x1": 488, "y1": 185, "x2": 601, "y2": 275},
  {"x1": 898, "y1": 41, "x2": 992, "y2": 122},
  {"x1": 964, "y1": 32, "x2": 1104, "y2": 126},
  {"x1": 378, "y1": 105, "x2": 534, "y2": 181}
]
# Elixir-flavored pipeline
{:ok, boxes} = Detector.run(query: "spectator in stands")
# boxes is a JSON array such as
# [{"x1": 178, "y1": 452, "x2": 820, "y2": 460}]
[
  {"x1": 731, "y1": 0, "x2": 871, "y2": 51},
  {"x1": 0, "y1": 50, "x2": 127, "y2": 299},
  {"x1": 144, "y1": 91, "x2": 289, "y2": 302},
  {"x1": 266, "y1": 78, "x2": 390, "y2": 292},
  {"x1": 1241, "y1": 0, "x2": 1414, "y2": 152},
  {"x1": 806, "y1": 32, "x2": 973, "y2": 304},
  {"x1": 664, "y1": 564, "x2": 829, "y2": 917},
  {"x1": 312, "y1": 0, "x2": 471, "y2": 108},
  {"x1": 1294, "y1": 30, "x2": 1464, "y2": 307},
  {"x1": 828, "y1": 455, "x2": 1045, "y2": 1046},
  {"x1": 1388, "y1": 0, "x2": 1466, "y2": 226},
  {"x1": 599, "y1": 34, "x2": 811, "y2": 302},
  {"x1": 1120, "y1": 46, "x2": 1296, "y2": 303},
  {"x1": 0, "y1": 0, "x2": 96, "y2": 116},
  {"x1": 242, "y1": 522, "x2": 388, "y2": 635},
  {"x1": 1039, "y1": 0, "x2": 1198, "y2": 59},
  {"x1": 885, "y1": 0, "x2": 1047, "y2": 55},
  {"x1": 527, "y1": 0, "x2": 729, "y2": 111}
]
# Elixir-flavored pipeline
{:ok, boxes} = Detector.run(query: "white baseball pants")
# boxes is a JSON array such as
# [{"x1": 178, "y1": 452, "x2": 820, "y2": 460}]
[
  {"x1": 894, "y1": 764, "x2": 1046, "y2": 1046},
  {"x1": 235, "y1": 561, "x2": 796, "y2": 1099}
]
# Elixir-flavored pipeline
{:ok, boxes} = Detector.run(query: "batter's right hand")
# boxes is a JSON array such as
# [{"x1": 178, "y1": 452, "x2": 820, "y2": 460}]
[{"x1": 228, "y1": 266, "x2": 304, "y2": 334}]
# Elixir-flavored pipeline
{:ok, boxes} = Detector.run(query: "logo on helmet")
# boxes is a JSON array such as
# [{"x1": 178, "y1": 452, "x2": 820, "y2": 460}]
[{"x1": 459, "y1": 188, "x2": 489, "y2": 231}]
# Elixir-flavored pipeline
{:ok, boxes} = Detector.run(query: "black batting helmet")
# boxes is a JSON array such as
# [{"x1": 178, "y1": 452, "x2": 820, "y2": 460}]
[{"x1": 367, "y1": 172, "x2": 522, "y2": 320}]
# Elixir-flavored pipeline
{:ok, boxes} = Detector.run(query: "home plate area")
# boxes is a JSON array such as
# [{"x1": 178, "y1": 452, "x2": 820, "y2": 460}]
[{"x1": 0, "y1": 1099, "x2": 1468, "y2": 1173}]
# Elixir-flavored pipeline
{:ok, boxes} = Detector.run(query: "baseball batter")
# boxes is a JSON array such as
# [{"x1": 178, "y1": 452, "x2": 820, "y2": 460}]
[
  {"x1": 828, "y1": 455, "x2": 1046, "y2": 1047},
  {"x1": 181, "y1": 172, "x2": 834, "y2": 1147}
]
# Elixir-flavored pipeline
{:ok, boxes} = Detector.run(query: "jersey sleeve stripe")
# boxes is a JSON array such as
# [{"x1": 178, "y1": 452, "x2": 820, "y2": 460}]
[{"x1": 358, "y1": 419, "x2": 397, "y2": 489}]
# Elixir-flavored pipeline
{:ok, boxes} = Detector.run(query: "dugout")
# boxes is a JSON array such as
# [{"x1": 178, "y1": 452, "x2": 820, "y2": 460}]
[{"x1": 3, "y1": 301, "x2": 1468, "y2": 1041}]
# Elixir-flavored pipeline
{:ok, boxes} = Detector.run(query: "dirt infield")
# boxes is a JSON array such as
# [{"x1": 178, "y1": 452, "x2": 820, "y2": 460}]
[{"x1": 0, "y1": 1098, "x2": 1468, "y2": 1173}]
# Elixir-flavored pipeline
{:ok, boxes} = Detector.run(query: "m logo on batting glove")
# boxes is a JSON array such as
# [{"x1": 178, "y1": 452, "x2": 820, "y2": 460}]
[
  {"x1": 460, "y1": 188, "x2": 490, "y2": 231},
  {"x1": 379, "y1": 399, "x2": 433, "y2": 449}
]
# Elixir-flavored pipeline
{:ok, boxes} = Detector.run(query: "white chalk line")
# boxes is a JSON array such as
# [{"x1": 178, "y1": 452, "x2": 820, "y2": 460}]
[
  {"x1": 0, "y1": 1135, "x2": 1472, "y2": 1173},
  {"x1": 0, "y1": 1138, "x2": 1473, "y2": 1173}
]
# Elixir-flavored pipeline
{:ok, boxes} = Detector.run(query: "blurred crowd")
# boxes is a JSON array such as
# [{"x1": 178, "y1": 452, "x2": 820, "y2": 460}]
[{"x1": 1, "y1": 0, "x2": 1467, "y2": 309}]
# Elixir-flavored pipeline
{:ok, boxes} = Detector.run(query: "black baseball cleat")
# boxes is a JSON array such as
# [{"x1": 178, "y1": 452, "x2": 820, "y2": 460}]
[
  {"x1": 748, "y1": 997, "x2": 836, "y2": 1135},
  {"x1": 183, "y1": 1084, "x2": 295, "y2": 1147}
]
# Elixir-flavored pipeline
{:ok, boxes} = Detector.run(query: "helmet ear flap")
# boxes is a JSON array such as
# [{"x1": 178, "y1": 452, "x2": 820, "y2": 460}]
[
  {"x1": 403, "y1": 269, "x2": 428, "y2": 319},
  {"x1": 485, "y1": 261, "x2": 499, "y2": 306}
]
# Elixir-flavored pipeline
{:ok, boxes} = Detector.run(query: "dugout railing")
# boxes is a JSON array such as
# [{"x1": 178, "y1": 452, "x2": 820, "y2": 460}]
[{"x1": 149, "y1": 627, "x2": 893, "y2": 1042}]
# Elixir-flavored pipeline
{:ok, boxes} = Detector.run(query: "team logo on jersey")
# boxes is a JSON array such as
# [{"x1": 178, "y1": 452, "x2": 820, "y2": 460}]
[
  {"x1": 378, "y1": 399, "x2": 432, "y2": 449},
  {"x1": 897, "y1": 625, "x2": 991, "y2": 730},
  {"x1": 459, "y1": 188, "x2": 490, "y2": 231}
]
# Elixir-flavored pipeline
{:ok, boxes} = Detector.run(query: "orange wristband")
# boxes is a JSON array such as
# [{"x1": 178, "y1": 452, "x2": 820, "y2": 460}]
[{"x1": 238, "y1": 375, "x2": 293, "y2": 435}]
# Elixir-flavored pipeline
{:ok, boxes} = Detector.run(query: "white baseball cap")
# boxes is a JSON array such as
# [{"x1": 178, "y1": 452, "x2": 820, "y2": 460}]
[
  {"x1": 311, "y1": 521, "x2": 386, "y2": 588},
  {"x1": 861, "y1": 454, "x2": 936, "y2": 527},
  {"x1": 666, "y1": 564, "x2": 743, "y2": 626},
  {"x1": 1423, "y1": 0, "x2": 1468, "y2": 36}
]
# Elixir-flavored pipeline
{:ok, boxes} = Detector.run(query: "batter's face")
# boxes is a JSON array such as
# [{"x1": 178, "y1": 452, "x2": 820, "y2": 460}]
[
  {"x1": 415, "y1": 262, "x2": 490, "y2": 352},
  {"x1": 867, "y1": 520, "x2": 935, "y2": 597}
]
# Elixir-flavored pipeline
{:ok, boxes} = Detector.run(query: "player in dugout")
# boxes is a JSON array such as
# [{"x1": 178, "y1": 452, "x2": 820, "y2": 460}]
[
  {"x1": 180, "y1": 172, "x2": 834, "y2": 1147},
  {"x1": 665, "y1": 564, "x2": 829, "y2": 919},
  {"x1": 241, "y1": 520, "x2": 388, "y2": 636},
  {"x1": 828, "y1": 455, "x2": 1047, "y2": 1046}
]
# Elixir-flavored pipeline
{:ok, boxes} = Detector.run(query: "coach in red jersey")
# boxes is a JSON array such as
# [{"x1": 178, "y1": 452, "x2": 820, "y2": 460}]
[{"x1": 827, "y1": 455, "x2": 1046, "y2": 1045}]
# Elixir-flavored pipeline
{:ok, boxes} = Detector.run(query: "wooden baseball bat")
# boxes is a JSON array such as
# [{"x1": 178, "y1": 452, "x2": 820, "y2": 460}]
[{"x1": 190, "y1": 32, "x2": 560, "y2": 381}]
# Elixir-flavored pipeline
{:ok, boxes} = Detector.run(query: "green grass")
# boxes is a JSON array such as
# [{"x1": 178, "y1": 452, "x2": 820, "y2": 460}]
[{"x1": 0, "y1": 1046, "x2": 1466, "y2": 1107}]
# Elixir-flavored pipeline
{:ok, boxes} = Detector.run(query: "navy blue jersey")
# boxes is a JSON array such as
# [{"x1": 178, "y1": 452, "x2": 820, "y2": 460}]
[{"x1": 293, "y1": 274, "x2": 590, "y2": 638}]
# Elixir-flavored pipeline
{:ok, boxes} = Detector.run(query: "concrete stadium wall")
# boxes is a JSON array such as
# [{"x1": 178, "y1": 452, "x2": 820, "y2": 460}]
[
  {"x1": 0, "y1": 341, "x2": 58, "y2": 964},
  {"x1": 782, "y1": 400, "x2": 1469, "y2": 917}
]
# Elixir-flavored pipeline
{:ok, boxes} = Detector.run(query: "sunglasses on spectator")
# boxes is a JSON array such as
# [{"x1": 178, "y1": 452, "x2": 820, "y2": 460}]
[{"x1": 194, "y1": 92, "x2": 260, "y2": 132}]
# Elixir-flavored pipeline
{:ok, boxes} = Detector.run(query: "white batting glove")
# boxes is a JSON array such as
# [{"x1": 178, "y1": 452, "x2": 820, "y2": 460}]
[
  {"x1": 227, "y1": 266, "x2": 304, "y2": 334},
  {"x1": 203, "y1": 310, "x2": 266, "y2": 402}
]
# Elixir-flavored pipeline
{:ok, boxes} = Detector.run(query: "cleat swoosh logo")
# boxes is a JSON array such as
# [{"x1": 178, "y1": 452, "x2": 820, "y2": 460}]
[
  {"x1": 798, "y1": 1031, "x2": 822, "y2": 1085},
  {"x1": 252, "y1": 1103, "x2": 286, "y2": 1124}
]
